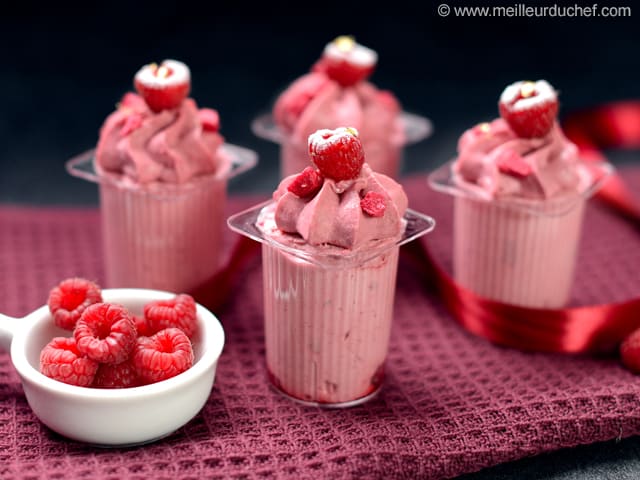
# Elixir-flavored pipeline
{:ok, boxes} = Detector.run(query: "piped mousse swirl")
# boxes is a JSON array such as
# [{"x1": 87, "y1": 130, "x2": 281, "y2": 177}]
[
  {"x1": 261, "y1": 127, "x2": 408, "y2": 250},
  {"x1": 273, "y1": 36, "x2": 404, "y2": 147},
  {"x1": 96, "y1": 59, "x2": 227, "y2": 185},
  {"x1": 453, "y1": 80, "x2": 585, "y2": 200}
]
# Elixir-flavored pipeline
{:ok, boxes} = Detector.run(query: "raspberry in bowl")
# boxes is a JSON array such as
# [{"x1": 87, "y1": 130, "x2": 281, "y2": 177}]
[
  {"x1": 252, "y1": 36, "x2": 432, "y2": 179},
  {"x1": 428, "y1": 80, "x2": 613, "y2": 308},
  {"x1": 0, "y1": 283, "x2": 225, "y2": 446},
  {"x1": 66, "y1": 59, "x2": 257, "y2": 304},
  {"x1": 228, "y1": 127, "x2": 435, "y2": 407}
]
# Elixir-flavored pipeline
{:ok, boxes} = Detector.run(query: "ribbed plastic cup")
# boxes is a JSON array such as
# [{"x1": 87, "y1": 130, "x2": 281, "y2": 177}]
[
  {"x1": 453, "y1": 196, "x2": 586, "y2": 307},
  {"x1": 428, "y1": 159, "x2": 613, "y2": 308},
  {"x1": 66, "y1": 145, "x2": 257, "y2": 297},
  {"x1": 228, "y1": 202, "x2": 435, "y2": 407}
]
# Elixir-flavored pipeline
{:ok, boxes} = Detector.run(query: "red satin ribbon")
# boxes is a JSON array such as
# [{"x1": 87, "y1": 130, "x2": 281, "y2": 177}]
[
  {"x1": 190, "y1": 234, "x2": 261, "y2": 312},
  {"x1": 563, "y1": 101, "x2": 640, "y2": 222},
  {"x1": 408, "y1": 101, "x2": 640, "y2": 354}
]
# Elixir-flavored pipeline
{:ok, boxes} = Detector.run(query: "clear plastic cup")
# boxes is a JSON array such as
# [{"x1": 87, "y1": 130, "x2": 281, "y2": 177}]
[
  {"x1": 251, "y1": 111, "x2": 432, "y2": 179},
  {"x1": 428, "y1": 160, "x2": 613, "y2": 308},
  {"x1": 67, "y1": 144, "x2": 257, "y2": 299},
  {"x1": 228, "y1": 202, "x2": 435, "y2": 407}
]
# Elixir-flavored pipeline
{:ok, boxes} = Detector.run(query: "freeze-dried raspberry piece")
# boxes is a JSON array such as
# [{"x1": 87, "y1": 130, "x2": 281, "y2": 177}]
[
  {"x1": 496, "y1": 150, "x2": 533, "y2": 178},
  {"x1": 199, "y1": 108, "x2": 220, "y2": 132},
  {"x1": 360, "y1": 191, "x2": 387, "y2": 217},
  {"x1": 47, "y1": 277, "x2": 103, "y2": 331},
  {"x1": 74, "y1": 303, "x2": 137, "y2": 364},
  {"x1": 273, "y1": 73, "x2": 330, "y2": 131},
  {"x1": 132, "y1": 328, "x2": 194, "y2": 384},
  {"x1": 40, "y1": 337, "x2": 98, "y2": 387},
  {"x1": 120, "y1": 112, "x2": 143, "y2": 136}
]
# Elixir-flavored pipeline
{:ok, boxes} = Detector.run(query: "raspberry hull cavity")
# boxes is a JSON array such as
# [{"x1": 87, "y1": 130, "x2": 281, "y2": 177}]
[
  {"x1": 74, "y1": 303, "x2": 138, "y2": 365},
  {"x1": 47, "y1": 278, "x2": 102, "y2": 331},
  {"x1": 133, "y1": 328, "x2": 195, "y2": 384}
]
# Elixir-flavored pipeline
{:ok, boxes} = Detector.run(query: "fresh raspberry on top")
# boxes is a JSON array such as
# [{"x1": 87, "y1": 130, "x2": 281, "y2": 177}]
[
  {"x1": 74, "y1": 303, "x2": 137, "y2": 365},
  {"x1": 92, "y1": 358, "x2": 140, "y2": 389},
  {"x1": 620, "y1": 328, "x2": 640, "y2": 373},
  {"x1": 47, "y1": 277, "x2": 103, "y2": 331},
  {"x1": 308, "y1": 127, "x2": 365, "y2": 181},
  {"x1": 40, "y1": 337, "x2": 99, "y2": 387},
  {"x1": 360, "y1": 191, "x2": 387, "y2": 217},
  {"x1": 144, "y1": 294, "x2": 198, "y2": 338},
  {"x1": 312, "y1": 36, "x2": 377, "y2": 87},
  {"x1": 287, "y1": 166, "x2": 324, "y2": 198},
  {"x1": 134, "y1": 59, "x2": 191, "y2": 112},
  {"x1": 498, "y1": 80, "x2": 559, "y2": 138},
  {"x1": 132, "y1": 328, "x2": 194, "y2": 384}
]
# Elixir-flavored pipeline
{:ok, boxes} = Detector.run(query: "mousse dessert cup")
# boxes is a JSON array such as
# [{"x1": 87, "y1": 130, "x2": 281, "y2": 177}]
[
  {"x1": 252, "y1": 36, "x2": 432, "y2": 179},
  {"x1": 67, "y1": 60, "x2": 257, "y2": 301},
  {"x1": 429, "y1": 80, "x2": 612, "y2": 308},
  {"x1": 229, "y1": 127, "x2": 435, "y2": 406}
]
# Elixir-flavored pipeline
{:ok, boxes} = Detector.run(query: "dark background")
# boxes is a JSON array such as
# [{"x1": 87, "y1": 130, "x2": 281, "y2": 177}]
[
  {"x1": 1, "y1": 1, "x2": 638, "y2": 205},
  {"x1": 1, "y1": 2, "x2": 639, "y2": 478}
]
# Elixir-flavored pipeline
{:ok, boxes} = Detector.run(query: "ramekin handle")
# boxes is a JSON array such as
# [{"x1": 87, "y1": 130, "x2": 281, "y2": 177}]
[{"x1": 0, "y1": 313, "x2": 17, "y2": 352}]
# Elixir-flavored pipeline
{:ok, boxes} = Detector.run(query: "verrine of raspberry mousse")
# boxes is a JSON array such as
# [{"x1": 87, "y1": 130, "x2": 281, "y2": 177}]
[
  {"x1": 252, "y1": 36, "x2": 432, "y2": 179},
  {"x1": 67, "y1": 59, "x2": 257, "y2": 301},
  {"x1": 228, "y1": 127, "x2": 435, "y2": 406},
  {"x1": 429, "y1": 80, "x2": 612, "y2": 308}
]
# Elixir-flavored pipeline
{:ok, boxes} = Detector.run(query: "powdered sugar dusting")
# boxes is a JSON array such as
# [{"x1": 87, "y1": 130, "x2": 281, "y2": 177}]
[
  {"x1": 308, "y1": 126, "x2": 359, "y2": 153},
  {"x1": 134, "y1": 59, "x2": 190, "y2": 88},
  {"x1": 324, "y1": 39, "x2": 378, "y2": 68},
  {"x1": 308, "y1": 128, "x2": 334, "y2": 150},
  {"x1": 500, "y1": 80, "x2": 557, "y2": 111}
]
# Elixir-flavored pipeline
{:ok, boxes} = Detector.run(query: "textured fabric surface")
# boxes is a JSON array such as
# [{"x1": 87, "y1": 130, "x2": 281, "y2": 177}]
[{"x1": 0, "y1": 169, "x2": 639, "y2": 480}]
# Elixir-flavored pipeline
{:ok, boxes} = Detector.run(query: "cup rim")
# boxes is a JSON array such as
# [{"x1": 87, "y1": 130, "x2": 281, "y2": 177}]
[
  {"x1": 250, "y1": 111, "x2": 433, "y2": 147},
  {"x1": 427, "y1": 159, "x2": 614, "y2": 216},
  {"x1": 227, "y1": 201, "x2": 436, "y2": 269},
  {"x1": 66, "y1": 144, "x2": 258, "y2": 195}
]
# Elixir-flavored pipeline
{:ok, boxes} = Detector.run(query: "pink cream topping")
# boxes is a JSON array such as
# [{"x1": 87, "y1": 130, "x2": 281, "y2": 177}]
[
  {"x1": 453, "y1": 118, "x2": 582, "y2": 199},
  {"x1": 272, "y1": 37, "x2": 403, "y2": 146},
  {"x1": 95, "y1": 93, "x2": 225, "y2": 185},
  {"x1": 271, "y1": 163, "x2": 408, "y2": 250}
]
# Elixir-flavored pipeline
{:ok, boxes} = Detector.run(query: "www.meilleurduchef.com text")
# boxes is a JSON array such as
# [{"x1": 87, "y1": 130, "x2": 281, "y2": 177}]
[{"x1": 436, "y1": 3, "x2": 631, "y2": 18}]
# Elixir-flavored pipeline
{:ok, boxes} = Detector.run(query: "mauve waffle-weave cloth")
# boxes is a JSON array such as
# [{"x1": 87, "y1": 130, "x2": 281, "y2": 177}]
[{"x1": 0, "y1": 168, "x2": 639, "y2": 480}]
